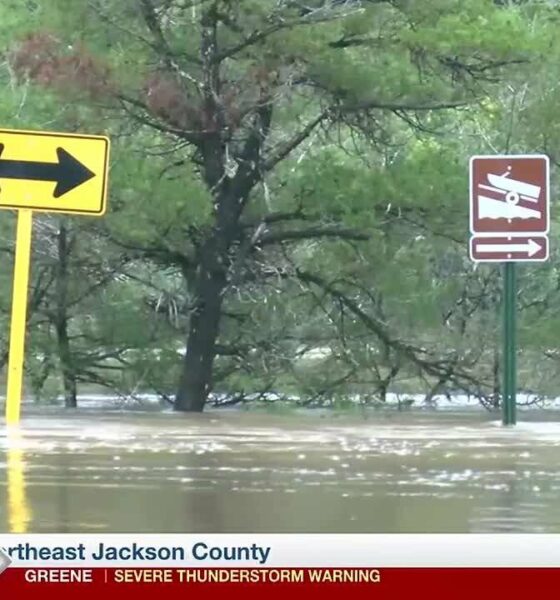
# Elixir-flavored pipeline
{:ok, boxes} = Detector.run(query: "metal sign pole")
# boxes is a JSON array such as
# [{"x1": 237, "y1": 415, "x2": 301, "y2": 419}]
[{"x1": 502, "y1": 262, "x2": 517, "y2": 426}]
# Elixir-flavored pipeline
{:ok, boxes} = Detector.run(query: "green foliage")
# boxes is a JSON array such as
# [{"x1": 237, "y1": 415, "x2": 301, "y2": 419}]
[{"x1": 0, "y1": 0, "x2": 559, "y2": 409}]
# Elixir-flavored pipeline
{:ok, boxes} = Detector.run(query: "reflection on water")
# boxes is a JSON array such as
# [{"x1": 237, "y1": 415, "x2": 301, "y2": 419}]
[
  {"x1": 2, "y1": 409, "x2": 560, "y2": 533},
  {"x1": 6, "y1": 431, "x2": 32, "y2": 532}
]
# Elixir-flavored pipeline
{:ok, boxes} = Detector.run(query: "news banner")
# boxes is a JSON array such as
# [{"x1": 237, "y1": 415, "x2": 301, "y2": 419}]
[{"x1": 1, "y1": 534, "x2": 560, "y2": 597}]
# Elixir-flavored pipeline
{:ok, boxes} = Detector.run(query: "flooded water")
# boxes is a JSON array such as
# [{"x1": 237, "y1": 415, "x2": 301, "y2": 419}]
[{"x1": 2, "y1": 408, "x2": 560, "y2": 533}]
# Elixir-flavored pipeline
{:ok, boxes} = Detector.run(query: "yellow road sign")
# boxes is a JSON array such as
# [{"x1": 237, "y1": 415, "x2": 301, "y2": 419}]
[
  {"x1": 2, "y1": 127, "x2": 111, "y2": 427},
  {"x1": 0, "y1": 128, "x2": 110, "y2": 215}
]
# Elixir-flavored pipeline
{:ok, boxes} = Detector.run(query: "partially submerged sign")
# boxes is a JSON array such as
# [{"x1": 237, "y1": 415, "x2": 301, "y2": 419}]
[
  {"x1": 0, "y1": 128, "x2": 109, "y2": 215},
  {"x1": 468, "y1": 154, "x2": 552, "y2": 426},
  {"x1": 1, "y1": 126, "x2": 110, "y2": 427}
]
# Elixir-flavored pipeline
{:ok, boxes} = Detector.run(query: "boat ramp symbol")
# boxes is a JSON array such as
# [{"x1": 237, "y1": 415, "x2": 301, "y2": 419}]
[{"x1": 477, "y1": 166, "x2": 542, "y2": 221}]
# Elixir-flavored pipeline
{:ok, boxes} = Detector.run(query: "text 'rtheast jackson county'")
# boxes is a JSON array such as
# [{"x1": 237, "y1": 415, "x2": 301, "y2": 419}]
[{"x1": 3, "y1": 543, "x2": 272, "y2": 565}]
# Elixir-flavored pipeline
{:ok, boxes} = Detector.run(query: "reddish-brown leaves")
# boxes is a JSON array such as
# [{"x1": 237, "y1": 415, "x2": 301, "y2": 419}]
[
  {"x1": 10, "y1": 31, "x2": 114, "y2": 101},
  {"x1": 10, "y1": 31, "x2": 269, "y2": 136},
  {"x1": 143, "y1": 72, "x2": 201, "y2": 130},
  {"x1": 143, "y1": 72, "x2": 245, "y2": 134}
]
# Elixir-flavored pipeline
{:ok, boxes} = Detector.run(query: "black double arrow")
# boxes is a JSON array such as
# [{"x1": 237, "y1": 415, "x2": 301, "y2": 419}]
[{"x1": 0, "y1": 143, "x2": 95, "y2": 198}]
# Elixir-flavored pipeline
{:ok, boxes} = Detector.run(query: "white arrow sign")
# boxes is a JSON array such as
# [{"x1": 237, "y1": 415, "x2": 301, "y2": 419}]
[
  {"x1": 0, "y1": 548, "x2": 12, "y2": 575},
  {"x1": 475, "y1": 238, "x2": 542, "y2": 257}
]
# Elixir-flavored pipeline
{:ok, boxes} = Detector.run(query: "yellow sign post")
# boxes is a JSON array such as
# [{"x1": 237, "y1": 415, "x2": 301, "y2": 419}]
[
  {"x1": 0, "y1": 128, "x2": 110, "y2": 426},
  {"x1": 6, "y1": 209, "x2": 33, "y2": 426}
]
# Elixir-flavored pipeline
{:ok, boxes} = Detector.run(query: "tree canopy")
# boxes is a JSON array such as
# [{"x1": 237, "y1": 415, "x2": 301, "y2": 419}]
[{"x1": 0, "y1": 0, "x2": 559, "y2": 411}]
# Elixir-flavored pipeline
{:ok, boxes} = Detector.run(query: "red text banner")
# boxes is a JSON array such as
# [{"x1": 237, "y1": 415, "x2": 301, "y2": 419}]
[{"x1": 1, "y1": 568, "x2": 560, "y2": 600}]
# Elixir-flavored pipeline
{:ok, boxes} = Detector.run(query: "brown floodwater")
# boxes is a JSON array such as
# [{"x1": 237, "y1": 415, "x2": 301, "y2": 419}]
[{"x1": 2, "y1": 408, "x2": 560, "y2": 533}]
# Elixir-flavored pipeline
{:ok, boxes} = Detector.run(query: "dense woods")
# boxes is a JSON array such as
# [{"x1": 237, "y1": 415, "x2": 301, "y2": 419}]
[{"x1": 1, "y1": 0, "x2": 560, "y2": 412}]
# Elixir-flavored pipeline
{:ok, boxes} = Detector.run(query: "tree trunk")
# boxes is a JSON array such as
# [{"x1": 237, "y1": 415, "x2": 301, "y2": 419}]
[
  {"x1": 54, "y1": 222, "x2": 78, "y2": 409},
  {"x1": 56, "y1": 320, "x2": 78, "y2": 409},
  {"x1": 174, "y1": 233, "x2": 228, "y2": 412},
  {"x1": 172, "y1": 3, "x2": 272, "y2": 411},
  {"x1": 30, "y1": 354, "x2": 54, "y2": 402}
]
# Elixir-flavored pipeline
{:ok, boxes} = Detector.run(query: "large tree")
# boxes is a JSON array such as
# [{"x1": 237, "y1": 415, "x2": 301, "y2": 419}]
[{"x1": 3, "y1": 0, "x2": 553, "y2": 411}]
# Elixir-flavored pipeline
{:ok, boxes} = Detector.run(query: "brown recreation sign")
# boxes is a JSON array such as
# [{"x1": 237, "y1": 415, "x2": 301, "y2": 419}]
[{"x1": 469, "y1": 154, "x2": 550, "y2": 263}]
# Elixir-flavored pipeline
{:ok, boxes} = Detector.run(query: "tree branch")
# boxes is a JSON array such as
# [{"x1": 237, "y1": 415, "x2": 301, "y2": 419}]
[
  {"x1": 139, "y1": 0, "x2": 201, "y2": 66},
  {"x1": 230, "y1": 102, "x2": 274, "y2": 199},
  {"x1": 257, "y1": 226, "x2": 369, "y2": 246},
  {"x1": 263, "y1": 109, "x2": 330, "y2": 172},
  {"x1": 117, "y1": 94, "x2": 202, "y2": 143},
  {"x1": 340, "y1": 99, "x2": 471, "y2": 113},
  {"x1": 240, "y1": 208, "x2": 307, "y2": 228},
  {"x1": 213, "y1": 6, "x2": 357, "y2": 63}
]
